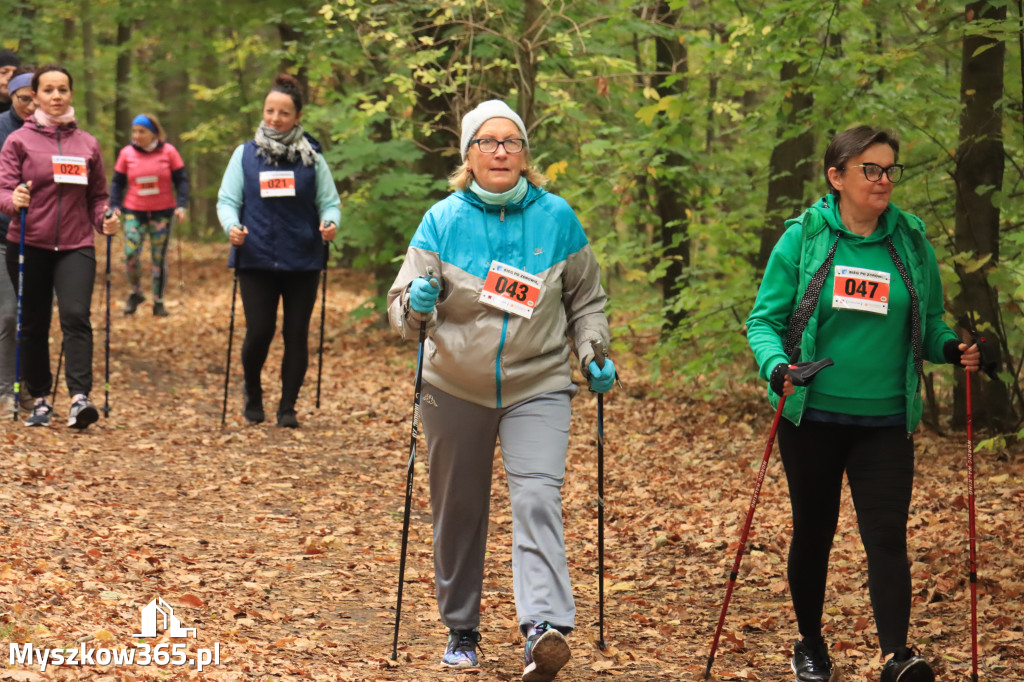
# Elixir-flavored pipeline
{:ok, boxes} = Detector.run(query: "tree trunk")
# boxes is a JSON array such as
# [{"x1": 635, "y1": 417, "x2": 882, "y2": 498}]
[
  {"x1": 951, "y1": 1, "x2": 1012, "y2": 430},
  {"x1": 113, "y1": 10, "x2": 133, "y2": 163},
  {"x1": 654, "y1": 2, "x2": 689, "y2": 331},
  {"x1": 756, "y1": 61, "x2": 815, "y2": 270},
  {"x1": 80, "y1": 0, "x2": 97, "y2": 128},
  {"x1": 516, "y1": 0, "x2": 543, "y2": 131}
]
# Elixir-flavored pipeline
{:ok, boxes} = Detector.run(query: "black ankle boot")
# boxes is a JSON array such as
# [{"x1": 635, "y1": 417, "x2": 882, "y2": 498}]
[
  {"x1": 125, "y1": 292, "x2": 145, "y2": 315},
  {"x1": 792, "y1": 640, "x2": 833, "y2": 681},
  {"x1": 242, "y1": 385, "x2": 264, "y2": 424}
]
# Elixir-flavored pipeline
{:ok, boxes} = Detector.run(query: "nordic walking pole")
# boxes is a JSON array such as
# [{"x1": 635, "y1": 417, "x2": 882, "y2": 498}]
[
  {"x1": 704, "y1": 349, "x2": 833, "y2": 680},
  {"x1": 220, "y1": 245, "x2": 241, "y2": 426},
  {"x1": 53, "y1": 342, "x2": 64, "y2": 408},
  {"x1": 315, "y1": 240, "x2": 329, "y2": 408},
  {"x1": 391, "y1": 266, "x2": 436, "y2": 661},
  {"x1": 591, "y1": 338, "x2": 610, "y2": 651},
  {"x1": 12, "y1": 200, "x2": 26, "y2": 422},
  {"x1": 103, "y1": 209, "x2": 114, "y2": 417},
  {"x1": 966, "y1": 366, "x2": 979, "y2": 682}
]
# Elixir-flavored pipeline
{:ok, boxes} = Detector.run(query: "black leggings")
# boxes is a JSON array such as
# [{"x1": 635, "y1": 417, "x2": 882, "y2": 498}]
[
  {"x1": 778, "y1": 418, "x2": 914, "y2": 656},
  {"x1": 5, "y1": 243, "x2": 96, "y2": 398},
  {"x1": 237, "y1": 269, "x2": 320, "y2": 414}
]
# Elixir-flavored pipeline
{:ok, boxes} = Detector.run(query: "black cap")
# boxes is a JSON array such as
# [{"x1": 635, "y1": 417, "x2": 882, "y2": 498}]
[{"x1": 0, "y1": 50, "x2": 21, "y2": 69}]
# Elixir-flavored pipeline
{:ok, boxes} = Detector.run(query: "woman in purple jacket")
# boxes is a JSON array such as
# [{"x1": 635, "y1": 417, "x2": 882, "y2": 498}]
[{"x1": 0, "y1": 63, "x2": 120, "y2": 428}]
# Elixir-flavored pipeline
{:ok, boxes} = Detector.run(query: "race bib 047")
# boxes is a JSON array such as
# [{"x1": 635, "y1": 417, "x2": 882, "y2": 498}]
[{"x1": 832, "y1": 265, "x2": 891, "y2": 315}]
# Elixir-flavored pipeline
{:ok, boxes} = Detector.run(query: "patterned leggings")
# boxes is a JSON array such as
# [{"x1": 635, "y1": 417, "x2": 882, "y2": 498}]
[{"x1": 123, "y1": 209, "x2": 173, "y2": 301}]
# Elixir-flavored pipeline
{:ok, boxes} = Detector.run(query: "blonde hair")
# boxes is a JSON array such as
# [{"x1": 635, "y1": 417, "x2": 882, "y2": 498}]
[
  {"x1": 136, "y1": 112, "x2": 166, "y2": 141},
  {"x1": 448, "y1": 157, "x2": 549, "y2": 192}
]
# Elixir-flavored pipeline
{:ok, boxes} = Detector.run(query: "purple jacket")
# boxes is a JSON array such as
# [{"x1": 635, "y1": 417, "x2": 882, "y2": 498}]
[{"x1": 0, "y1": 118, "x2": 108, "y2": 250}]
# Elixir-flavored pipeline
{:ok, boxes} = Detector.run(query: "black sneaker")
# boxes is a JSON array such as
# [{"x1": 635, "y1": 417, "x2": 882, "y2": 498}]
[
  {"x1": 276, "y1": 410, "x2": 299, "y2": 428},
  {"x1": 881, "y1": 647, "x2": 934, "y2": 682},
  {"x1": 153, "y1": 301, "x2": 169, "y2": 317},
  {"x1": 792, "y1": 640, "x2": 834, "y2": 681},
  {"x1": 25, "y1": 398, "x2": 54, "y2": 427},
  {"x1": 125, "y1": 292, "x2": 145, "y2": 315},
  {"x1": 243, "y1": 384, "x2": 264, "y2": 424},
  {"x1": 68, "y1": 395, "x2": 99, "y2": 429},
  {"x1": 441, "y1": 629, "x2": 481, "y2": 668},
  {"x1": 522, "y1": 621, "x2": 570, "y2": 682}
]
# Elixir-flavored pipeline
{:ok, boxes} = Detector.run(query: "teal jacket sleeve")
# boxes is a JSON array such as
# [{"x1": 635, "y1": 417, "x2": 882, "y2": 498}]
[
  {"x1": 314, "y1": 154, "x2": 341, "y2": 229},
  {"x1": 216, "y1": 145, "x2": 245, "y2": 235},
  {"x1": 746, "y1": 224, "x2": 803, "y2": 379}
]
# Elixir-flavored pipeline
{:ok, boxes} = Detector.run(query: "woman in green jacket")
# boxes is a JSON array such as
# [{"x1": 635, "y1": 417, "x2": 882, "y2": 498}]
[{"x1": 746, "y1": 126, "x2": 986, "y2": 682}]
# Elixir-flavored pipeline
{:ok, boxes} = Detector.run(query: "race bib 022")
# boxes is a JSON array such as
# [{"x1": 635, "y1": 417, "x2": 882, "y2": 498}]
[{"x1": 52, "y1": 155, "x2": 88, "y2": 185}]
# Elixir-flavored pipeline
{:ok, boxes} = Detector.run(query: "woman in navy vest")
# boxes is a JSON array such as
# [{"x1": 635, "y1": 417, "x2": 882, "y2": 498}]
[{"x1": 216, "y1": 74, "x2": 341, "y2": 428}]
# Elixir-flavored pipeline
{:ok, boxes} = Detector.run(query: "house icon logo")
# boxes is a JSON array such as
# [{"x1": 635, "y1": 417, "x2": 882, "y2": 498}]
[{"x1": 134, "y1": 597, "x2": 197, "y2": 638}]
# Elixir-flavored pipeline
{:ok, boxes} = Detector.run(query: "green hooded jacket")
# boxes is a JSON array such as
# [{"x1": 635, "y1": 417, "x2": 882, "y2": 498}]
[{"x1": 746, "y1": 195, "x2": 958, "y2": 432}]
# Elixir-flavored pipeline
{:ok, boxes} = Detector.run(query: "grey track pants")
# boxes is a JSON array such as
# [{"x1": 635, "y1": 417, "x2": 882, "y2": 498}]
[{"x1": 420, "y1": 380, "x2": 577, "y2": 633}]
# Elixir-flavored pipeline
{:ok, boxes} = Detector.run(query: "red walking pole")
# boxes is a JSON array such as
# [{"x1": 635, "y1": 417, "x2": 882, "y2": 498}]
[{"x1": 704, "y1": 352, "x2": 832, "y2": 680}]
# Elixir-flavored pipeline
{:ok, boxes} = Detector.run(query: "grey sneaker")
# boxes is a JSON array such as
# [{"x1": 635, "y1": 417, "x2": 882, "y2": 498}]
[
  {"x1": 522, "y1": 622, "x2": 570, "y2": 682},
  {"x1": 67, "y1": 395, "x2": 99, "y2": 429},
  {"x1": 25, "y1": 398, "x2": 54, "y2": 427},
  {"x1": 441, "y1": 629, "x2": 481, "y2": 668}
]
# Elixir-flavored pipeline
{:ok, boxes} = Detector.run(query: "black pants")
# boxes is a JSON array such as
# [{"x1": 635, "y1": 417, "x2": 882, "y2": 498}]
[
  {"x1": 237, "y1": 269, "x2": 320, "y2": 415},
  {"x1": 5, "y1": 243, "x2": 96, "y2": 398},
  {"x1": 778, "y1": 418, "x2": 914, "y2": 656}
]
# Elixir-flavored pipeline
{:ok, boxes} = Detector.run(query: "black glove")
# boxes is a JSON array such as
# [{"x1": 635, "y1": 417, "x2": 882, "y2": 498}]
[
  {"x1": 769, "y1": 357, "x2": 835, "y2": 396},
  {"x1": 944, "y1": 336, "x2": 1000, "y2": 379}
]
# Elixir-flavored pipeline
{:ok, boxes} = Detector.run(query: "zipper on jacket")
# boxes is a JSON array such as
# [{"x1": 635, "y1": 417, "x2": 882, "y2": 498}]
[
  {"x1": 53, "y1": 128, "x2": 63, "y2": 251},
  {"x1": 495, "y1": 313, "x2": 510, "y2": 407},
  {"x1": 500, "y1": 207, "x2": 505, "y2": 222}
]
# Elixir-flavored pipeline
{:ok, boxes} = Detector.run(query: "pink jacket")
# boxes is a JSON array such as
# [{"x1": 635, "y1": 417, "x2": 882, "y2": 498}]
[{"x1": 0, "y1": 118, "x2": 108, "y2": 250}]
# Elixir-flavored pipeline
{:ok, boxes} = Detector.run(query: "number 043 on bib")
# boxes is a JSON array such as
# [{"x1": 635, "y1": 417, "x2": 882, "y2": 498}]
[{"x1": 480, "y1": 261, "x2": 543, "y2": 319}]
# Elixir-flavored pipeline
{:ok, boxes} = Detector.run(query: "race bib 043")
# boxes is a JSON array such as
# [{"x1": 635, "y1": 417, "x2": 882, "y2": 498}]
[
  {"x1": 479, "y1": 261, "x2": 543, "y2": 319},
  {"x1": 52, "y1": 155, "x2": 88, "y2": 185},
  {"x1": 832, "y1": 265, "x2": 891, "y2": 315},
  {"x1": 259, "y1": 171, "x2": 296, "y2": 197}
]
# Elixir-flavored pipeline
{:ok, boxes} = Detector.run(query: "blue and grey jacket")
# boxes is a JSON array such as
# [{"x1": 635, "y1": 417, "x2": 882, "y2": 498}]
[{"x1": 387, "y1": 184, "x2": 610, "y2": 409}]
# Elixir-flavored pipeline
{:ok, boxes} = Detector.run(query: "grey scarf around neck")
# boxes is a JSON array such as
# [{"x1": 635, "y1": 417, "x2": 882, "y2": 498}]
[{"x1": 253, "y1": 121, "x2": 317, "y2": 167}]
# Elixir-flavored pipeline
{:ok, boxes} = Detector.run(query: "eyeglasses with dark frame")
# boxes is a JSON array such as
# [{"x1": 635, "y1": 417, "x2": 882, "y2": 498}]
[
  {"x1": 471, "y1": 138, "x2": 526, "y2": 154},
  {"x1": 14, "y1": 95, "x2": 34, "y2": 105},
  {"x1": 844, "y1": 162, "x2": 904, "y2": 184}
]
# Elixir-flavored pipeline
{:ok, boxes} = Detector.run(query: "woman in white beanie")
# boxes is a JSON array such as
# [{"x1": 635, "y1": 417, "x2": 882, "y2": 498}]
[{"x1": 388, "y1": 100, "x2": 616, "y2": 681}]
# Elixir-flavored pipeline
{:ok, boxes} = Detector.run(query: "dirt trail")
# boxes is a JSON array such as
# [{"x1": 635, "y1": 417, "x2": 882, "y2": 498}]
[{"x1": 2, "y1": 243, "x2": 1021, "y2": 681}]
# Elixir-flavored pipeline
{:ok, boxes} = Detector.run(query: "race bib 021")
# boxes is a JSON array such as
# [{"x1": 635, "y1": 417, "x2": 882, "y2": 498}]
[
  {"x1": 479, "y1": 260, "x2": 543, "y2": 319},
  {"x1": 259, "y1": 171, "x2": 296, "y2": 197},
  {"x1": 832, "y1": 265, "x2": 891, "y2": 315}
]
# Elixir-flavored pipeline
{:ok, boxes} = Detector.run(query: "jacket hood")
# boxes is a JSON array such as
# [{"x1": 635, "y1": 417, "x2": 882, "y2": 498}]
[
  {"x1": 27, "y1": 118, "x2": 80, "y2": 138},
  {"x1": 810, "y1": 194, "x2": 902, "y2": 243},
  {"x1": 453, "y1": 182, "x2": 546, "y2": 211}
]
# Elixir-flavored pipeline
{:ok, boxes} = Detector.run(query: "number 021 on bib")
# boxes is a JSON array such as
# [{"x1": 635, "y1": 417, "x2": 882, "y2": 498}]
[
  {"x1": 480, "y1": 261, "x2": 543, "y2": 319},
  {"x1": 832, "y1": 266, "x2": 891, "y2": 315}
]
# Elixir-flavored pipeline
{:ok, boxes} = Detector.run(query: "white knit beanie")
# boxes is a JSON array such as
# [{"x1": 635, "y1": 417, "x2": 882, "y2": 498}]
[{"x1": 460, "y1": 100, "x2": 528, "y2": 160}]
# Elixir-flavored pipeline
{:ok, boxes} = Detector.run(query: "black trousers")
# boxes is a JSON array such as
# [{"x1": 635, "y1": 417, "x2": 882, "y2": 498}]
[
  {"x1": 237, "y1": 269, "x2": 320, "y2": 414},
  {"x1": 5, "y1": 242, "x2": 96, "y2": 398},
  {"x1": 778, "y1": 418, "x2": 915, "y2": 656}
]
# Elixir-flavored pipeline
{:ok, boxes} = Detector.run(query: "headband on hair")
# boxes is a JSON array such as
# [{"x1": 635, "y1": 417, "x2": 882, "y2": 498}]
[
  {"x1": 8, "y1": 73, "x2": 33, "y2": 95},
  {"x1": 132, "y1": 114, "x2": 158, "y2": 135}
]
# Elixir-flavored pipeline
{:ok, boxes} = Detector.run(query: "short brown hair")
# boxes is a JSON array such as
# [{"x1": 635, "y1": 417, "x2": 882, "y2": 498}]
[{"x1": 824, "y1": 125, "x2": 899, "y2": 195}]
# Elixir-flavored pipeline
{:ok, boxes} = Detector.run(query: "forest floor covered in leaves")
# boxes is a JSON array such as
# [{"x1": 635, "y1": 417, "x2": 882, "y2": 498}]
[{"x1": 2, "y1": 243, "x2": 1022, "y2": 681}]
